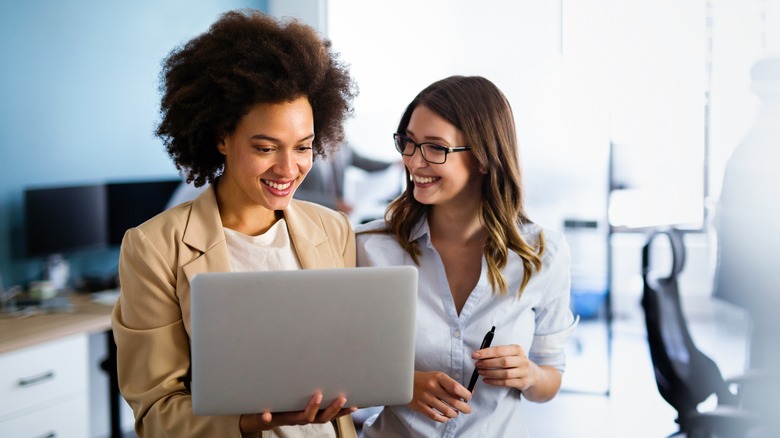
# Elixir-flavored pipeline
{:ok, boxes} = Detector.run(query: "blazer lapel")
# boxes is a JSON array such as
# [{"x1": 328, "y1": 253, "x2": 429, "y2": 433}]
[
  {"x1": 178, "y1": 193, "x2": 338, "y2": 276},
  {"x1": 284, "y1": 201, "x2": 329, "y2": 270},
  {"x1": 181, "y1": 185, "x2": 231, "y2": 284}
]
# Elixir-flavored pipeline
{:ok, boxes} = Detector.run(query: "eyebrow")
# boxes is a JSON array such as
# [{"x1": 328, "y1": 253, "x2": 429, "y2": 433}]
[
  {"x1": 249, "y1": 133, "x2": 315, "y2": 143},
  {"x1": 405, "y1": 130, "x2": 450, "y2": 144}
]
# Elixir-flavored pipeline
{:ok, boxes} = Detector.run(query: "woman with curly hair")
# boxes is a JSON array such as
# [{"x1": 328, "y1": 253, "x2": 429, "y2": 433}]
[
  {"x1": 356, "y1": 76, "x2": 578, "y2": 437},
  {"x1": 111, "y1": 9, "x2": 358, "y2": 437}
]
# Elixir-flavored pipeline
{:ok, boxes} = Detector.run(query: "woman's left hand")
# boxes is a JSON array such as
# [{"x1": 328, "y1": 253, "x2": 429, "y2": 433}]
[
  {"x1": 471, "y1": 344, "x2": 537, "y2": 392},
  {"x1": 471, "y1": 344, "x2": 562, "y2": 402}
]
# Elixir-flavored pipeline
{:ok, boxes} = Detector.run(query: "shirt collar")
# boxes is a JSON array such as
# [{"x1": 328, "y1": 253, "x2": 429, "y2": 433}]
[{"x1": 409, "y1": 217, "x2": 431, "y2": 245}]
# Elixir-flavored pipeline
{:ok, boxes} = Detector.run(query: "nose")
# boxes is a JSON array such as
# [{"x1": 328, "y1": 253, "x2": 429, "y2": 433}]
[
  {"x1": 404, "y1": 145, "x2": 428, "y2": 169},
  {"x1": 273, "y1": 150, "x2": 299, "y2": 178}
]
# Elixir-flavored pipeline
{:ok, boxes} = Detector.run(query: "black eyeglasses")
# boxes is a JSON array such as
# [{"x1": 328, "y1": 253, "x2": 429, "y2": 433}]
[{"x1": 393, "y1": 133, "x2": 472, "y2": 164}]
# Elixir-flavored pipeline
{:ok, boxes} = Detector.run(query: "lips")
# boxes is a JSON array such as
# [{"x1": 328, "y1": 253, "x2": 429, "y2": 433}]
[
  {"x1": 262, "y1": 179, "x2": 292, "y2": 190},
  {"x1": 413, "y1": 175, "x2": 440, "y2": 184}
]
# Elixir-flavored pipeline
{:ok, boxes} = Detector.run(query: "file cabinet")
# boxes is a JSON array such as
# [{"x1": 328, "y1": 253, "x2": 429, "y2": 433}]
[{"x1": 0, "y1": 334, "x2": 89, "y2": 437}]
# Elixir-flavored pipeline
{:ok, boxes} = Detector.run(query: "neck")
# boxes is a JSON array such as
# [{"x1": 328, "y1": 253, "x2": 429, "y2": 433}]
[
  {"x1": 216, "y1": 177, "x2": 278, "y2": 236},
  {"x1": 428, "y1": 204, "x2": 486, "y2": 245}
]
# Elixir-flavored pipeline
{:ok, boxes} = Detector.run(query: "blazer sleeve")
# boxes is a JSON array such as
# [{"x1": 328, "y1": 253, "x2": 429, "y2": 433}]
[{"x1": 112, "y1": 227, "x2": 243, "y2": 437}]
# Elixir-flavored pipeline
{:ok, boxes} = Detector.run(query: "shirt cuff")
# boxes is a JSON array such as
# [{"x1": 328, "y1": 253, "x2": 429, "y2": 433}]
[{"x1": 529, "y1": 316, "x2": 580, "y2": 357}]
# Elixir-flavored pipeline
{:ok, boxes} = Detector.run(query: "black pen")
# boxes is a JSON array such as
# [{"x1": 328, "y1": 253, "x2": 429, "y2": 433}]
[{"x1": 467, "y1": 326, "x2": 495, "y2": 392}]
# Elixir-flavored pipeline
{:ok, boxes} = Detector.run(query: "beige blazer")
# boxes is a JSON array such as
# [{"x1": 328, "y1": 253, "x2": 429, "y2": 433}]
[{"x1": 112, "y1": 186, "x2": 357, "y2": 438}]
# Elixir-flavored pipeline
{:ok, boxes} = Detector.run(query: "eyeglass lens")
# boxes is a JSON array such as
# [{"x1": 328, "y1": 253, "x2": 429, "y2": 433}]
[{"x1": 394, "y1": 135, "x2": 448, "y2": 164}]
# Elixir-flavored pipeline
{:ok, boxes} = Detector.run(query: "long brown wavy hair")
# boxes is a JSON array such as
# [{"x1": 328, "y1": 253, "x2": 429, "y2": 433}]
[{"x1": 384, "y1": 75, "x2": 544, "y2": 296}]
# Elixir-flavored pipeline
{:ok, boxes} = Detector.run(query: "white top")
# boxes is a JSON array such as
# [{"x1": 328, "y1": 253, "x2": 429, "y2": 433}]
[
  {"x1": 224, "y1": 218, "x2": 302, "y2": 272},
  {"x1": 356, "y1": 218, "x2": 578, "y2": 438},
  {"x1": 224, "y1": 218, "x2": 335, "y2": 438}
]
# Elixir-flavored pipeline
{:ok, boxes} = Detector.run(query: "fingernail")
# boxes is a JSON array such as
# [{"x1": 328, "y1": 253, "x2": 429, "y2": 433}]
[{"x1": 472, "y1": 352, "x2": 480, "y2": 359}]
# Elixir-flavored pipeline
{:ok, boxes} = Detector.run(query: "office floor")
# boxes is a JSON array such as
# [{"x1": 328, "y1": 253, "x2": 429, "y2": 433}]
[{"x1": 522, "y1": 295, "x2": 750, "y2": 438}]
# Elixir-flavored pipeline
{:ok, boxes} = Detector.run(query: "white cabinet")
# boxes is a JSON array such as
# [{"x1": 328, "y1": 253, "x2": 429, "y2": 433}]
[{"x1": 0, "y1": 334, "x2": 89, "y2": 437}]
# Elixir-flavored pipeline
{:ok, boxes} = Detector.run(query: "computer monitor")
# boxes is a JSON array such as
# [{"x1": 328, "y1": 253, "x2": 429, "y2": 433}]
[
  {"x1": 24, "y1": 184, "x2": 108, "y2": 258},
  {"x1": 106, "y1": 179, "x2": 183, "y2": 246}
]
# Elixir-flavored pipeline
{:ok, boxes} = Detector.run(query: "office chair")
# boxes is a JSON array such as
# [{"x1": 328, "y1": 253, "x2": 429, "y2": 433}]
[{"x1": 641, "y1": 228, "x2": 761, "y2": 438}]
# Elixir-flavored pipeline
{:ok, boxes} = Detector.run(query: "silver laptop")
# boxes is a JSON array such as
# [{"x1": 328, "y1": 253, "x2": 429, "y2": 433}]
[{"x1": 190, "y1": 266, "x2": 417, "y2": 415}]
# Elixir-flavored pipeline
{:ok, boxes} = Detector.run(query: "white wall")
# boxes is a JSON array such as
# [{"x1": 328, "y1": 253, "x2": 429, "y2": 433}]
[
  {"x1": 327, "y1": 0, "x2": 581, "y2": 230},
  {"x1": 325, "y1": 0, "x2": 704, "y2": 306},
  {"x1": 324, "y1": 0, "x2": 712, "y2": 231},
  {"x1": 272, "y1": 0, "x2": 780, "y2": 305}
]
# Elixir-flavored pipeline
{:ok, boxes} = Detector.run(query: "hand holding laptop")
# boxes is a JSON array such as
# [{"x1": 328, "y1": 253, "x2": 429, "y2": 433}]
[{"x1": 239, "y1": 393, "x2": 356, "y2": 432}]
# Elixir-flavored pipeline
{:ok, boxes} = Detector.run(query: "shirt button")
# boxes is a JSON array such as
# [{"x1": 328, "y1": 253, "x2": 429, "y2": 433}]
[
  {"x1": 453, "y1": 330, "x2": 461, "y2": 339},
  {"x1": 454, "y1": 372, "x2": 462, "y2": 379}
]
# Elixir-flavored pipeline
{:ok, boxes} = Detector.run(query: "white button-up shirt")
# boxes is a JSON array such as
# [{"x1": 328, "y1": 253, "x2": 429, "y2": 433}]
[{"x1": 356, "y1": 218, "x2": 578, "y2": 438}]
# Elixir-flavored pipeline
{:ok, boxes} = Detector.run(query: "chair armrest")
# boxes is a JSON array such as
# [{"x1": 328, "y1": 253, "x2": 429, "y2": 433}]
[
  {"x1": 685, "y1": 406, "x2": 762, "y2": 437},
  {"x1": 727, "y1": 370, "x2": 780, "y2": 416}
]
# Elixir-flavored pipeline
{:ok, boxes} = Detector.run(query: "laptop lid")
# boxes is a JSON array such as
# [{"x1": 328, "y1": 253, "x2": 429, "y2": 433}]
[{"x1": 190, "y1": 266, "x2": 417, "y2": 415}]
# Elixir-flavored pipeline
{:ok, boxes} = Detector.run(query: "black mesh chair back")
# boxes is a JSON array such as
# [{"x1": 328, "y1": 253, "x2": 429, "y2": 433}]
[{"x1": 641, "y1": 228, "x2": 737, "y2": 434}]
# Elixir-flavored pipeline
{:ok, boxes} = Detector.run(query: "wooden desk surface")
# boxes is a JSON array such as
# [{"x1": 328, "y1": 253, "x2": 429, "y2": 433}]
[{"x1": 0, "y1": 293, "x2": 114, "y2": 355}]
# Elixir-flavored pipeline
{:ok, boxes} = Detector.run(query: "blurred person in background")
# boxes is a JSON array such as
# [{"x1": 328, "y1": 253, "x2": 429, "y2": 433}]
[
  {"x1": 714, "y1": 55, "x2": 780, "y2": 437},
  {"x1": 295, "y1": 143, "x2": 399, "y2": 216}
]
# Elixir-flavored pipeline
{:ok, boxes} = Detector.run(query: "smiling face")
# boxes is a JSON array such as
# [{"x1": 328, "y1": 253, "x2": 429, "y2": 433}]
[
  {"x1": 217, "y1": 96, "x2": 314, "y2": 232},
  {"x1": 404, "y1": 104, "x2": 484, "y2": 210}
]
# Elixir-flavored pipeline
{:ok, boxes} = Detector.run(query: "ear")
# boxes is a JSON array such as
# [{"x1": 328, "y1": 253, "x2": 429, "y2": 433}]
[
  {"x1": 217, "y1": 139, "x2": 228, "y2": 155},
  {"x1": 479, "y1": 166, "x2": 488, "y2": 175}
]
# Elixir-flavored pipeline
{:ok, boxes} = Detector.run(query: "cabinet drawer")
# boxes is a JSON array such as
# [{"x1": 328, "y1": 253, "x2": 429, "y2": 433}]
[
  {"x1": 0, "y1": 334, "x2": 88, "y2": 418},
  {"x1": 0, "y1": 395, "x2": 89, "y2": 438}
]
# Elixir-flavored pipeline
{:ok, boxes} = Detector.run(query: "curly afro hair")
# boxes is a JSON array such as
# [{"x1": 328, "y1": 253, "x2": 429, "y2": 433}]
[{"x1": 155, "y1": 9, "x2": 357, "y2": 187}]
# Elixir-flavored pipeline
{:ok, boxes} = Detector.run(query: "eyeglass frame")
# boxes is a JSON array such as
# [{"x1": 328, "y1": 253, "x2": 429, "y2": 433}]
[{"x1": 393, "y1": 133, "x2": 472, "y2": 164}]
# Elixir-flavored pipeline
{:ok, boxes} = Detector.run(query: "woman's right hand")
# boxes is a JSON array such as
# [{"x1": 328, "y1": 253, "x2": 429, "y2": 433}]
[
  {"x1": 407, "y1": 371, "x2": 472, "y2": 423},
  {"x1": 239, "y1": 393, "x2": 356, "y2": 432}
]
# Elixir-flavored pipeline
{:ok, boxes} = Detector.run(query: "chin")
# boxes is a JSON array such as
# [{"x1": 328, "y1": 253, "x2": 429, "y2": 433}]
[
  {"x1": 258, "y1": 195, "x2": 293, "y2": 212},
  {"x1": 271, "y1": 200, "x2": 293, "y2": 211},
  {"x1": 412, "y1": 195, "x2": 435, "y2": 206}
]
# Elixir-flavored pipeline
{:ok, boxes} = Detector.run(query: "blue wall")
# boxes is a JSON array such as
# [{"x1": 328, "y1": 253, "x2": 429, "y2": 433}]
[{"x1": 0, "y1": 0, "x2": 267, "y2": 287}]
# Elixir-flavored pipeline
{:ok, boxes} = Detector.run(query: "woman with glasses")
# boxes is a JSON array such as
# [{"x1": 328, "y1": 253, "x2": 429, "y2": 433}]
[{"x1": 356, "y1": 75, "x2": 578, "y2": 437}]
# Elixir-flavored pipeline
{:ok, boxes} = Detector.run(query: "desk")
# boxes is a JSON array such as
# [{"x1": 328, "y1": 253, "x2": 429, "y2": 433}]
[
  {"x1": 0, "y1": 293, "x2": 111, "y2": 354},
  {"x1": 0, "y1": 293, "x2": 122, "y2": 437}
]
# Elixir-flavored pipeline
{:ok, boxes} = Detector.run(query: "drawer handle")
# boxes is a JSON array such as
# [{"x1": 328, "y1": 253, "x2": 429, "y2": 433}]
[
  {"x1": 18, "y1": 370, "x2": 55, "y2": 387},
  {"x1": 35, "y1": 433, "x2": 56, "y2": 438}
]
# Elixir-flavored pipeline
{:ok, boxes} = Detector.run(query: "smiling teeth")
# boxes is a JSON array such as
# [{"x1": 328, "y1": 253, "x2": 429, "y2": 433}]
[
  {"x1": 414, "y1": 176, "x2": 438, "y2": 184},
  {"x1": 263, "y1": 180, "x2": 292, "y2": 190}
]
